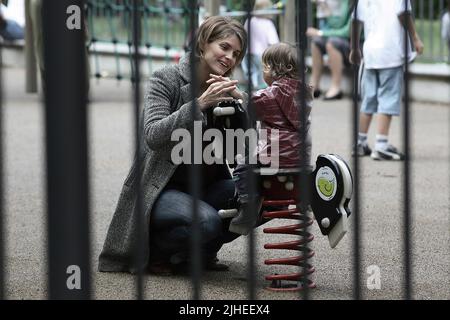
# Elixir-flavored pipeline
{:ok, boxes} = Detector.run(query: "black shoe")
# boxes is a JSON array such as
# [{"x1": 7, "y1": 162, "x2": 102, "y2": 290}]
[
  {"x1": 323, "y1": 91, "x2": 343, "y2": 100},
  {"x1": 168, "y1": 258, "x2": 230, "y2": 274},
  {"x1": 313, "y1": 89, "x2": 322, "y2": 98},
  {"x1": 352, "y1": 143, "x2": 372, "y2": 157},
  {"x1": 205, "y1": 257, "x2": 229, "y2": 271},
  {"x1": 148, "y1": 260, "x2": 173, "y2": 275}
]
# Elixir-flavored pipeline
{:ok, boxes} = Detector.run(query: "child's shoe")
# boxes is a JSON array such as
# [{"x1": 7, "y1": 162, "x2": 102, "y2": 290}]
[
  {"x1": 352, "y1": 142, "x2": 372, "y2": 157},
  {"x1": 229, "y1": 200, "x2": 262, "y2": 235},
  {"x1": 371, "y1": 144, "x2": 404, "y2": 161}
]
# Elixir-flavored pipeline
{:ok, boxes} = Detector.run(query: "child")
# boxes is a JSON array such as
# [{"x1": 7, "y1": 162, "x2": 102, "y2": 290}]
[
  {"x1": 230, "y1": 42, "x2": 313, "y2": 235},
  {"x1": 350, "y1": 0, "x2": 423, "y2": 160}
]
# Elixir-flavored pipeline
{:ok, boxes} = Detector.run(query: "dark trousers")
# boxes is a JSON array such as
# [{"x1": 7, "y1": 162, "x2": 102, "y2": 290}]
[{"x1": 150, "y1": 179, "x2": 240, "y2": 263}]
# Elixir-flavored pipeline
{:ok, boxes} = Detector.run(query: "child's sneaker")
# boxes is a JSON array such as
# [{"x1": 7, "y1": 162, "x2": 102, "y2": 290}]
[
  {"x1": 352, "y1": 143, "x2": 372, "y2": 157},
  {"x1": 228, "y1": 200, "x2": 262, "y2": 235},
  {"x1": 371, "y1": 144, "x2": 405, "y2": 161}
]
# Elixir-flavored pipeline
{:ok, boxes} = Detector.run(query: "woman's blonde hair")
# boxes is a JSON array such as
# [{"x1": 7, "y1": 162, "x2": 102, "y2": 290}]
[
  {"x1": 262, "y1": 42, "x2": 299, "y2": 80},
  {"x1": 195, "y1": 16, "x2": 247, "y2": 76}
]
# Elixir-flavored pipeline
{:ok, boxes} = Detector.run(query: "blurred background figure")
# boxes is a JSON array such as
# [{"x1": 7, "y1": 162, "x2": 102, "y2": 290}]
[
  {"x1": 242, "y1": 0, "x2": 279, "y2": 90},
  {"x1": 442, "y1": 0, "x2": 450, "y2": 61},
  {"x1": 313, "y1": 0, "x2": 331, "y2": 29},
  {"x1": 307, "y1": 0, "x2": 352, "y2": 100},
  {"x1": 0, "y1": 0, "x2": 24, "y2": 41}
]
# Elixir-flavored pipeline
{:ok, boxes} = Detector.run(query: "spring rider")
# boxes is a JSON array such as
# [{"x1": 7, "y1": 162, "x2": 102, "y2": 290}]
[{"x1": 212, "y1": 100, "x2": 353, "y2": 291}]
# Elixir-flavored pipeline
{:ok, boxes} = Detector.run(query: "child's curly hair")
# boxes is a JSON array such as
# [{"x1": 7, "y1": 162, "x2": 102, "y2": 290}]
[{"x1": 262, "y1": 42, "x2": 299, "y2": 80}]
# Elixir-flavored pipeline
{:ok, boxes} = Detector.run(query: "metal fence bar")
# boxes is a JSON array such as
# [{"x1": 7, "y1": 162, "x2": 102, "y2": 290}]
[
  {"x1": 402, "y1": 0, "x2": 413, "y2": 300},
  {"x1": 297, "y1": 0, "x2": 311, "y2": 300},
  {"x1": 131, "y1": 0, "x2": 145, "y2": 300},
  {"x1": 351, "y1": 0, "x2": 362, "y2": 300},
  {"x1": 188, "y1": 0, "x2": 202, "y2": 300},
  {"x1": 42, "y1": 0, "x2": 91, "y2": 299},
  {"x1": 244, "y1": 0, "x2": 257, "y2": 300}
]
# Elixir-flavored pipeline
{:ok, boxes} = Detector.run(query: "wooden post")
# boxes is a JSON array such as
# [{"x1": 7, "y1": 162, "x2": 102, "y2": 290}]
[
  {"x1": 205, "y1": 0, "x2": 220, "y2": 17},
  {"x1": 25, "y1": 0, "x2": 37, "y2": 93},
  {"x1": 281, "y1": 0, "x2": 296, "y2": 43}
]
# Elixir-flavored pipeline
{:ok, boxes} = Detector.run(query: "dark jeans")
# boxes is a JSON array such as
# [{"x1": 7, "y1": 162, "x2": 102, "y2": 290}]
[
  {"x1": 150, "y1": 179, "x2": 240, "y2": 264},
  {"x1": 232, "y1": 163, "x2": 260, "y2": 204}
]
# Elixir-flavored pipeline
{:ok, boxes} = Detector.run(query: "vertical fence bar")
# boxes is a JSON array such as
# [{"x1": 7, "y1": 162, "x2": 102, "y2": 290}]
[
  {"x1": 131, "y1": 0, "x2": 145, "y2": 300},
  {"x1": 42, "y1": 0, "x2": 91, "y2": 299},
  {"x1": 244, "y1": 0, "x2": 257, "y2": 300},
  {"x1": 402, "y1": 0, "x2": 413, "y2": 300},
  {"x1": 188, "y1": 0, "x2": 202, "y2": 300},
  {"x1": 351, "y1": 0, "x2": 361, "y2": 300},
  {"x1": 0, "y1": 28, "x2": 4, "y2": 300},
  {"x1": 297, "y1": 0, "x2": 311, "y2": 300}
]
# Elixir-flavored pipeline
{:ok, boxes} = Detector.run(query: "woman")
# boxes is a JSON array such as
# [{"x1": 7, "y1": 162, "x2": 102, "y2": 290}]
[
  {"x1": 307, "y1": 0, "x2": 352, "y2": 100},
  {"x1": 98, "y1": 16, "x2": 248, "y2": 274}
]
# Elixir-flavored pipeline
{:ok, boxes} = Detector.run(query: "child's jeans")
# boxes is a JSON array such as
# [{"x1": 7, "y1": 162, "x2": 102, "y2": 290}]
[
  {"x1": 232, "y1": 162, "x2": 259, "y2": 204},
  {"x1": 0, "y1": 20, "x2": 24, "y2": 41}
]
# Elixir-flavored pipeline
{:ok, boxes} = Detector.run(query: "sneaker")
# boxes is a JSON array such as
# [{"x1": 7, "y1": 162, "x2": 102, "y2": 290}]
[
  {"x1": 371, "y1": 145, "x2": 405, "y2": 161},
  {"x1": 352, "y1": 143, "x2": 372, "y2": 157}
]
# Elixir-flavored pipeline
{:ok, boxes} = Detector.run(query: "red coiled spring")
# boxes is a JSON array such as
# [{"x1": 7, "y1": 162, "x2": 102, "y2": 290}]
[{"x1": 262, "y1": 199, "x2": 316, "y2": 291}]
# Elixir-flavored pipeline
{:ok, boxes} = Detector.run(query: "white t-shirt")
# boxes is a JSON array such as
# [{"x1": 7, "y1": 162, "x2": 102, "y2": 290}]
[
  {"x1": 1, "y1": 0, "x2": 25, "y2": 27},
  {"x1": 354, "y1": 0, "x2": 416, "y2": 69},
  {"x1": 442, "y1": 12, "x2": 450, "y2": 41},
  {"x1": 244, "y1": 17, "x2": 279, "y2": 56}
]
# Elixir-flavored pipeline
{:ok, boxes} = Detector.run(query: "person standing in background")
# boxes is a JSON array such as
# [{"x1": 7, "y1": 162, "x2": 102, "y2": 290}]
[
  {"x1": 350, "y1": 0, "x2": 424, "y2": 160},
  {"x1": 242, "y1": 0, "x2": 279, "y2": 90},
  {"x1": 0, "y1": 0, "x2": 24, "y2": 41}
]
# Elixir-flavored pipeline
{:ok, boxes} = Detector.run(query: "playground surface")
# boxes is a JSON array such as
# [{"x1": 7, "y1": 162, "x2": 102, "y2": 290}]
[{"x1": 2, "y1": 67, "x2": 449, "y2": 300}]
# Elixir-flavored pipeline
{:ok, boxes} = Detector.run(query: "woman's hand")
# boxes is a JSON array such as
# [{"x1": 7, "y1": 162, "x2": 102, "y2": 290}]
[
  {"x1": 206, "y1": 74, "x2": 244, "y2": 100},
  {"x1": 197, "y1": 76, "x2": 238, "y2": 111},
  {"x1": 306, "y1": 27, "x2": 323, "y2": 38},
  {"x1": 413, "y1": 34, "x2": 424, "y2": 55},
  {"x1": 349, "y1": 48, "x2": 362, "y2": 65}
]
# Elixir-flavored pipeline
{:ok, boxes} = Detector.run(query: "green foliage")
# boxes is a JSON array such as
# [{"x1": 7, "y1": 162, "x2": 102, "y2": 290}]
[
  {"x1": 225, "y1": 0, "x2": 256, "y2": 11},
  {"x1": 413, "y1": 0, "x2": 448, "y2": 20}
]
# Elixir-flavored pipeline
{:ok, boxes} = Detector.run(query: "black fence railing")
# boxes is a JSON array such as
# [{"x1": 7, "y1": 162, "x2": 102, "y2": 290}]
[{"x1": 0, "y1": 0, "x2": 448, "y2": 301}]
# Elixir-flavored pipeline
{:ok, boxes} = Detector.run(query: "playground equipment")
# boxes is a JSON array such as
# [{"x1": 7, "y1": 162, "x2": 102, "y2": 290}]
[{"x1": 214, "y1": 100, "x2": 353, "y2": 291}]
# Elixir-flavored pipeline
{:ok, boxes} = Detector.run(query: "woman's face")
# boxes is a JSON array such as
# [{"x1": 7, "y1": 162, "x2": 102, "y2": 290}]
[{"x1": 201, "y1": 34, "x2": 242, "y2": 76}]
